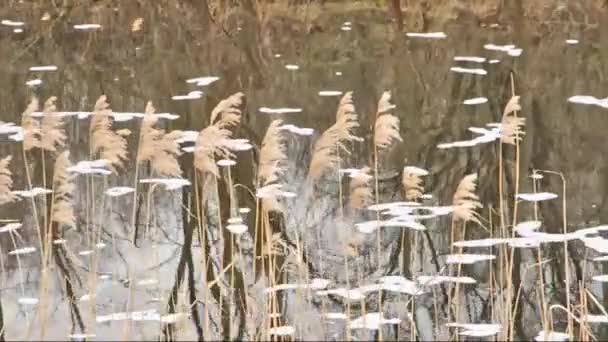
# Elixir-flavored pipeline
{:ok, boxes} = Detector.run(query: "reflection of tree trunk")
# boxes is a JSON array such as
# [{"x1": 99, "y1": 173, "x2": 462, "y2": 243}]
[
  {"x1": 0, "y1": 296, "x2": 4, "y2": 341},
  {"x1": 390, "y1": 0, "x2": 403, "y2": 31}
]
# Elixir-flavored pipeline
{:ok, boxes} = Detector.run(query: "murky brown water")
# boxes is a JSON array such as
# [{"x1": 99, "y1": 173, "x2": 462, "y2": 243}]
[{"x1": 1, "y1": 1, "x2": 608, "y2": 340}]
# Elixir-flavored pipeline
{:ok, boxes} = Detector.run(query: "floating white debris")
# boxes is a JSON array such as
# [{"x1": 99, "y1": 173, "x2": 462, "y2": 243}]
[
  {"x1": 454, "y1": 56, "x2": 486, "y2": 63},
  {"x1": 79, "y1": 294, "x2": 91, "y2": 302},
  {"x1": 593, "y1": 275, "x2": 608, "y2": 282},
  {"x1": 349, "y1": 312, "x2": 402, "y2": 330},
  {"x1": 417, "y1": 275, "x2": 476, "y2": 286},
  {"x1": 341, "y1": 26, "x2": 352, "y2": 31},
  {"x1": 96, "y1": 242, "x2": 106, "y2": 249},
  {"x1": 406, "y1": 32, "x2": 447, "y2": 39},
  {"x1": 508, "y1": 237, "x2": 541, "y2": 248},
  {"x1": 186, "y1": 76, "x2": 219, "y2": 86},
  {"x1": 99, "y1": 274, "x2": 111, "y2": 280},
  {"x1": 137, "y1": 278, "x2": 158, "y2": 286},
  {"x1": 366, "y1": 201, "x2": 421, "y2": 211},
  {"x1": 224, "y1": 138, "x2": 253, "y2": 151},
  {"x1": 403, "y1": 166, "x2": 429, "y2": 176},
  {"x1": 96, "y1": 309, "x2": 160, "y2": 323},
  {"x1": 239, "y1": 207, "x2": 251, "y2": 214},
  {"x1": 18, "y1": 297, "x2": 39, "y2": 305},
  {"x1": 227, "y1": 217, "x2": 243, "y2": 224},
  {"x1": 226, "y1": 224, "x2": 248, "y2": 235},
  {"x1": 0, "y1": 223, "x2": 22, "y2": 233},
  {"x1": 280, "y1": 124, "x2": 314, "y2": 136},
  {"x1": 161, "y1": 313, "x2": 189, "y2": 324},
  {"x1": 259, "y1": 107, "x2": 302, "y2": 114},
  {"x1": 256, "y1": 184, "x2": 295, "y2": 199},
  {"x1": 266, "y1": 278, "x2": 330, "y2": 293},
  {"x1": 324, "y1": 312, "x2": 348, "y2": 320},
  {"x1": 514, "y1": 220, "x2": 542, "y2": 235},
  {"x1": 453, "y1": 238, "x2": 507, "y2": 248},
  {"x1": 316, "y1": 288, "x2": 366, "y2": 301},
  {"x1": 356, "y1": 219, "x2": 426, "y2": 233},
  {"x1": 534, "y1": 331, "x2": 569, "y2": 341},
  {"x1": 446, "y1": 323, "x2": 501, "y2": 337},
  {"x1": 507, "y1": 48, "x2": 523, "y2": 56},
  {"x1": 484, "y1": 43, "x2": 516, "y2": 52},
  {"x1": 568, "y1": 95, "x2": 608, "y2": 109},
  {"x1": 335, "y1": 71, "x2": 343, "y2": 76},
  {"x1": 530, "y1": 173, "x2": 544, "y2": 179},
  {"x1": 74, "y1": 24, "x2": 101, "y2": 30},
  {"x1": 68, "y1": 333, "x2": 96, "y2": 339},
  {"x1": 450, "y1": 67, "x2": 487, "y2": 76},
  {"x1": 0, "y1": 121, "x2": 21, "y2": 135},
  {"x1": 489, "y1": 59, "x2": 500, "y2": 64},
  {"x1": 318, "y1": 90, "x2": 343, "y2": 97},
  {"x1": 269, "y1": 326, "x2": 295, "y2": 336},
  {"x1": 594, "y1": 256, "x2": 608, "y2": 262},
  {"x1": 217, "y1": 159, "x2": 236, "y2": 167},
  {"x1": 274, "y1": 54, "x2": 281, "y2": 58},
  {"x1": 171, "y1": 90, "x2": 203, "y2": 101},
  {"x1": 26, "y1": 79, "x2": 42, "y2": 87},
  {"x1": 105, "y1": 186, "x2": 135, "y2": 197},
  {"x1": 13, "y1": 28, "x2": 23, "y2": 33},
  {"x1": 463, "y1": 97, "x2": 488, "y2": 105},
  {"x1": 581, "y1": 314, "x2": 608, "y2": 323},
  {"x1": 566, "y1": 39, "x2": 579, "y2": 45},
  {"x1": 446, "y1": 254, "x2": 496, "y2": 264},
  {"x1": 140, "y1": 178, "x2": 190, "y2": 190},
  {"x1": 516, "y1": 192, "x2": 558, "y2": 202},
  {"x1": 9, "y1": 247, "x2": 36, "y2": 255},
  {"x1": 1, "y1": 20, "x2": 24, "y2": 27},
  {"x1": 68, "y1": 159, "x2": 112, "y2": 175},
  {"x1": 285, "y1": 64, "x2": 299, "y2": 70},
  {"x1": 29, "y1": 65, "x2": 58, "y2": 72},
  {"x1": 53, "y1": 239, "x2": 67, "y2": 244},
  {"x1": 79, "y1": 250, "x2": 94, "y2": 256},
  {"x1": 378, "y1": 276, "x2": 424, "y2": 295}
]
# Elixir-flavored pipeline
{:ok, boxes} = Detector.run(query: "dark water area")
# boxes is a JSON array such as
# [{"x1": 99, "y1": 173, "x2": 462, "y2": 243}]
[{"x1": 0, "y1": 1, "x2": 607, "y2": 340}]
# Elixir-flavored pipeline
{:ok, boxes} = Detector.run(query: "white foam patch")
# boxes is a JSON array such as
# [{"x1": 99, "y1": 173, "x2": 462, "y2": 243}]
[
  {"x1": 406, "y1": 32, "x2": 447, "y2": 39},
  {"x1": 463, "y1": 97, "x2": 488, "y2": 105},
  {"x1": 450, "y1": 67, "x2": 487, "y2": 76}
]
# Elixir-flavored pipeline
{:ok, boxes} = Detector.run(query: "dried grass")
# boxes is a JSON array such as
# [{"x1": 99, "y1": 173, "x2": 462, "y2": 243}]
[
  {"x1": 210, "y1": 92, "x2": 244, "y2": 128},
  {"x1": 0, "y1": 156, "x2": 15, "y2": 205},
  {"x1": 194, "y1": 126, "x2": 233, "y2": 178},
  {"x1": 501, "y1": 96, "x2": 525, "y2": 145},
  {"x1": 21, "y1": 97, "x2": 41, "y2": 151},
  {"x1": 348, "y1": 167, "x2": 373, "y2": 209},
  {"x1": 373, "y1": 91, "x2": 402, "y2": 149},
  {"x1": 452, "y1": 173, "x2": 482, "y2": 223},
  {"x1": 89, "y1": 96, "x2": 128, "y2": 170},
  {"x1": 257, "y1": 120, "x2": 286, "y2": 186},
  {"x1": 51, "y1": 151, "x2": 75, "y2": 227},
  {"x1": 402, "y1": 169, "x2": 424, "y2": 201},
  {"x1": 138, "y1": 101, "x2": 183, "y2": 177},
  {"x1": 40, "y1": 96, "x2": 66, "y2": 152}
]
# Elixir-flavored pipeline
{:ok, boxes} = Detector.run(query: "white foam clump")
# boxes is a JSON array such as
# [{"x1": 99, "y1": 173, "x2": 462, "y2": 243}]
[
  {"x1": 172, "y1": 90, "x2": 203, "y2": 101},
  {"x1": 226, "y1": 224, "x2": 248, "y2": 235},
  {"x1": 0, "y1": 121, "x2": 22, "y2": 135},
  {"x1": 403, "y1": 166, "x2": 429, "y2": 176},
  {"x1": 29, "y1": 65, "x2": 58, "y2": 72},
  {"x1": 450, "y1": 67, "x2": 487, "y2": 76},
  {"x1": 446, "y1": 323, "x2": 501, "y2": 337},
  {"x1": 316, "y1": 288, "x2": 366, "y2": 301},
  {"x1": 568, "y1": 95, "x2": 608, "y2": 109},
  {"x1": 453, "y1": 238, "x2": 507, "y2": 248},
  {"x1": 318, "y1": 90, "x2": 343, "y2": 97},
  {"x1": 256, "y1": 184, "x2": 295, "y2": 199},
  {"x1": 224, "y1": 138, "x2": 253, "y2": 152},
  {"x1": 463, "y1": 97, "x2": 488, "y2": 105},
  {"x1": 530, "y1": 172, "x2": 544, "y2": 179},
  {"x1": 18, "y1": 297, "x2": 39, "y2": 305},
  {"x1": 484, "y1": 44, "x2": 523, "y2": 57},
  {"x1": 285, "y1": 64, "x2": 299, "y2": 70},
  {"x1": 13, "y1": 28, "x2": 23, "y2": 33},
  {"x1": 217, "y1": 159, "x2": 236, "y2": 167},
  {"x1": 516, "y1": 192, "x2": 558, "y2": 202},
  {"x1": 96, "y1": 309, "x2": 160, "y2": 323},
  {"x1": 269, "y1": 326, "x2": 295, "y2": 336},
  {"x1": 26, "y1": 79, "x2": 43, "y2": 87},
  {"x1": 489, "y1": 59, "x2": 500, "y2": 64},
  {"x1": 68, "y1": 333, "x2": 96, "y2": 339},
  {"x1": 79, "y1": 294, "x2": 92, "y2": 302},
  {"x1": 378, "y1": 275, "x2": 424, "y2": 295},
  {"x1": 349, "y1": 312, "x2": 402, "y2": 330},
  {"x1": 437, "y1": 124, "x2": 502, "y2": 149},
  {"x1": 581, "y1": 314, "x2": 608, "y2": 323},
  {"x1": 0, "y1": 222, "x2": 22, "y2": 233},
  {"x1": 176, "y1": 130, "x2": 198, "y2": 143},
  {"x1": 74, "y1": 24, "x2": 101, "y2": 30},
  {"x1": 1, "y1": 19, "x2": 25, "y2": 27},
  {"x1": 68, "y1": 159, "x2": 112, "y2": 175},
  {"x1": 417, "y1": 275, "x2": 476, "y2": 286},
  {"x1": 355, "y1": 219, "x2": 426, "y2": 233},
  {"x1": 11, "y1": 187, "x2": 53, "y2": 198},
  {"x1": 514, "y1": 220, "x2": 542, "y2": 235},
  {"x1": 137, "y1": 278, "x2": 158, "y2": 286},
  {"x1": 406, "y1": 32, "x2": 447, "y2": 39},
  {"x1": 259, "y1": 107, "x2": 302, "y2": 114},
  {"x1": 105, "y1": 186, "x2": 135, "y2": 197},
  {"x1": 239, "y1": 207, "x2": 251, "y2": 214},
  {"x1": 566, "y1": 39, "x2": 579, "y2": 45},
  {"x1": 140, "y1": 178, "x2": 190, "y2": 190},
  {"x1": 534, "y1": 331, "x2": 569, "y2": 341},
  {"x1": 454, "y1": 56, "x2": 486, "y2": 63},
  {"x1": 280, "y1": 124, "x2": 314, "y2": 136},
  {"x1": 79, "y1": 250, "x2": 94, "y2": 256},
  {"x1": 266, "y1": 278, "x2": 330, "y2": 293},
  {"x1": 53, "y1": 239, "x2": 67, "y2": 244},
  {"x1": 324, "y1": 312, "x2": 348, "y2": 320},
  {"x1": 227, "y1": 217, "x2": 243, "y2": 224},
  {"x1": 9, "y1": 247, "x2": 36, "y2": 255},
  {"x1": 186, "y1": 76, "x2": 219, "y2": 86},
  {"x1": 446, "y1": 254, "x2": 496, "y2": 264},
  {"x1": 341, "y1": 26, "x2": 352, "y2": 31},
  {"x1": 592, "y1": 275, "x2": 608, "y2": 282}
]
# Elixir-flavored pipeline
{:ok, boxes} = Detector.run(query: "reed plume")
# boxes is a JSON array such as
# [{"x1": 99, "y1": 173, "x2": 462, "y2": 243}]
[
  {"x1": 40, "y1": 96, "x2": 67, "y2": 152},
  {"x1": 89, "y1": 95, "x2": 128, "y2": 170},
  {"x1": 500, "y1": 95, "x2": 525, "y2": 145},
  {"x1": 210, "y1": 92, "x2": 244, "y2": 128},
  {"x1": 452, "y1": 173, "x2": 482, "y2": 223},
  {"x1": 194, "y1": 126, "x2": 234, "y2": 178},
  {"x1": 308, "y1": 92, "x2": 360, "y2": 181},
  {"x1": 402, "y1": 167, "x2": 425, "y2": 201},
  {"x1": 0, "y1": 156, "x2": 15, "y2": 205},
  {"x1": 257, "y1": 120, "x2": 286, "y2": 186},
  {"x1": 21, "y1": 97, "x2": 41, "y2": 151},
  {"x1": 51, "y1": 151, "x2": 75, "y2": 227},
  {"x1": 138, "y1": 101, "x2": 183, "y2": 177},
  {"x1": 373, "y1": 91, "x2": 402, "y2": 149},
  {"x1": 348, "y1": 168, "x2": 373, "y2": 210}
]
